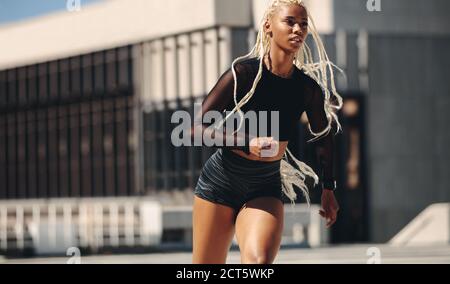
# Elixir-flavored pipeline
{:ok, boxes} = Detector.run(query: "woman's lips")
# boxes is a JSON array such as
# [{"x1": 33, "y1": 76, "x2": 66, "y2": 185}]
[
  {"x1": 290, "y1": 36, "x2": 302, "y2": 42},
  {"x1": 289, "y1": 38, "x2": 302, "y2": 45}
]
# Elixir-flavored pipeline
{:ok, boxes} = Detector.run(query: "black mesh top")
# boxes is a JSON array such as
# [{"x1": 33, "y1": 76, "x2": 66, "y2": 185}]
[{"x1": 191, "y1": 57, "x2": 335, "y2": 183}]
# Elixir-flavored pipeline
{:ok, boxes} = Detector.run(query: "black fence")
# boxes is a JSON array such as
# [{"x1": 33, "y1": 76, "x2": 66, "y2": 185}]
[
  {"x1": 0, "y1": 46, "x2": 135, "y2": 199},
  {"x1": 142, "y1": 97, "x2": 214, "y2": 194}
]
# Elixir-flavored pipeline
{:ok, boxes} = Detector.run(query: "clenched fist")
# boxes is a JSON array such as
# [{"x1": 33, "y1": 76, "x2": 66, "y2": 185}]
[{"x1": 249, "y1": 137, "x2": 279, "y2": 158}]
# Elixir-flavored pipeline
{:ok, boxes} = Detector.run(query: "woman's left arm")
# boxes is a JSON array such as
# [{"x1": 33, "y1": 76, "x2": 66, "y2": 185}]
[{"x1": 305, "y1": 81, "x2": 339, "y2": 227}]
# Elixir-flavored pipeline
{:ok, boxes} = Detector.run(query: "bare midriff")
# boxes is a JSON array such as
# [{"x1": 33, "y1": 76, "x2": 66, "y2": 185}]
[{"x1": 230, "y1": 141, "x2": 289, "y2": 162}]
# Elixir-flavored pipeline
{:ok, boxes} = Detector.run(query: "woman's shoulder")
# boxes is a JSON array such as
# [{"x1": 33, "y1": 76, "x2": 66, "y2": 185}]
[
  {"x1": 295, "y1": 68, "x2": 323, "y2": 92},
  {"x1": 224, "y1": 57, "x2": 261, "y2": 86},
  {"x1": 233, "y1": 57, "x2": 260, "y2": 74}
]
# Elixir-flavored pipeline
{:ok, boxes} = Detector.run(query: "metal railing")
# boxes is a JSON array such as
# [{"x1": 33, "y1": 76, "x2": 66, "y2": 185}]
[{"x1": 0, "y1": 197, "x2": 162, "y2": 255}]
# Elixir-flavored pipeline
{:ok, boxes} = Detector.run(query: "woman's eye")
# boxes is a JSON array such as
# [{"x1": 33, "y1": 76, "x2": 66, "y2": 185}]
[{"x1": 286, "y1": 20, "x2": 308, "y2": 28}]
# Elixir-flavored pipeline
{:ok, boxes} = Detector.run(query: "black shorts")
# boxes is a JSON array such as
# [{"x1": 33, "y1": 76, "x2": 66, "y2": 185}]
[{"x1": 194, "y1": 148, "x2": 284, "y2": 211}]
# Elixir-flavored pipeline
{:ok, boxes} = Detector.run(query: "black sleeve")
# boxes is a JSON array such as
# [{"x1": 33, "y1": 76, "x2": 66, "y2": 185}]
[
  {"x1": 305, "y1": 81, "x2": 336, "y2": 190},
  {"x1": 190, "y1": 64, "x2": 255, "y2": 154}
]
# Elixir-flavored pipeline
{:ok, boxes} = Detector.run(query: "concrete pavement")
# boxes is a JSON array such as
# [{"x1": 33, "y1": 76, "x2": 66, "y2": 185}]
[{"x1": 1, "y1": 244, "x2": 450, "y2": 264}]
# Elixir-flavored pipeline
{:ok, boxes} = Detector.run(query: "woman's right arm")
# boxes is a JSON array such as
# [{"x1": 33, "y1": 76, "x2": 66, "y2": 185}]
[{"x1": 189, "y1": 65, "x2": 254, "y2": 154}]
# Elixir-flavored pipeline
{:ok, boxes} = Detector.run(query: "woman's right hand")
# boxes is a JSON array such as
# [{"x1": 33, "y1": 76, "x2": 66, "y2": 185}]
[{"x1": 249, "y1": 137, "x2": 279, "y2": 158}]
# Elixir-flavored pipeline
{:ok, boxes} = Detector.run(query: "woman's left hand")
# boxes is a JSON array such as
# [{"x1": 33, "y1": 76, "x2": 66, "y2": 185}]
[{"x1": 319, "y1": 190, "x2": 339, "y2": 228}]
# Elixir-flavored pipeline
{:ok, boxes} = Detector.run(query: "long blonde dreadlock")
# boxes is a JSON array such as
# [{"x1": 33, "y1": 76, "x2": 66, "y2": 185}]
[{"x1": 215, "y1": 0, "x2": 344, "y2": 206}]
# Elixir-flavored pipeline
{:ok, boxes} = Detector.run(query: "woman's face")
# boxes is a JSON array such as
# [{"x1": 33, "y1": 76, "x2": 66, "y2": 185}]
[{"x1": 265, "y1": 4, "x2": 308, "y2": 53}]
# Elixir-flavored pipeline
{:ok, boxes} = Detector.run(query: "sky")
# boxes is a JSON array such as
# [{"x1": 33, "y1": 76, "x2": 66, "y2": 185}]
[{"x1": 0, "y1": 0, "x2": 103, "y2": 26}]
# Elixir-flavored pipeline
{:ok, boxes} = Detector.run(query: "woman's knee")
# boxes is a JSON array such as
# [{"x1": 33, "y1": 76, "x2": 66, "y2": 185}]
[{"x1": 241, "y1": 250, "x2": 275, "y2": 264}]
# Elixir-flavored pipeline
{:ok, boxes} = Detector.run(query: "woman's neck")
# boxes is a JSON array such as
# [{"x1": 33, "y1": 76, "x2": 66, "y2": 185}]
[{"x1": 264, "y1": 48, "x2": 295, "y2": 78}]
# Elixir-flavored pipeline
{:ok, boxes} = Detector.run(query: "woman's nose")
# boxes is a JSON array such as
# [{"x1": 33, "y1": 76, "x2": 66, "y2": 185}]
[{"x1": 292, "y1": 23, "x2": 302, "y2": 34}]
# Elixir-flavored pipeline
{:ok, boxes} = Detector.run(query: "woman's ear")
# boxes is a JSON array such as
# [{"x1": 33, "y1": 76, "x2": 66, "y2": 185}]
[{"x1": 264, "y1": 20, "x2": 272, "y2": 37}]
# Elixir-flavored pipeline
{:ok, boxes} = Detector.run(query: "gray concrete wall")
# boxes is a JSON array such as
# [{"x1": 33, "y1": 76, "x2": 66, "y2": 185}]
[
  {"x1": 367, "y1": 35, "x2": 450, "y2": 242},
  {"x1": 334, "y1": 0, "x2": 450, "y2": 35},
  {"x1": 326, "y1": 0, "x2": 450, "y2": 242}
]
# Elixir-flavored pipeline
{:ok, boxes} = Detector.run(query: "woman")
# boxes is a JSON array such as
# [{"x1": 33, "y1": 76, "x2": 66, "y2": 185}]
[{"x1": 191, "y1": 0, "x2": 342, "y2": 264}]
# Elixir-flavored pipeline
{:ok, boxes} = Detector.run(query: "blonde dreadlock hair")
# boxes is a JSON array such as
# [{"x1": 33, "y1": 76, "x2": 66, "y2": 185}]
[{"x1": 215, "y1": 0, "x2": 344, "y2": 206}]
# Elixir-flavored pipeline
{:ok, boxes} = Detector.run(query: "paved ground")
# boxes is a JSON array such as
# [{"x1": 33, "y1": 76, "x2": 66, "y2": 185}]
[{"x1": 1, "y1": 244, "x2": 450, "y2": 264}]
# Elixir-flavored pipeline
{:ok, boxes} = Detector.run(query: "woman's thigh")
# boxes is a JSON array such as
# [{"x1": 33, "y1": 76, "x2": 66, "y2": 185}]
[
  {"x1": 192, "y1": 196, "x2": 237, "y2": 264},
  {"x1": 235, "y1": 197, "x2": 284, "y2": 264}
]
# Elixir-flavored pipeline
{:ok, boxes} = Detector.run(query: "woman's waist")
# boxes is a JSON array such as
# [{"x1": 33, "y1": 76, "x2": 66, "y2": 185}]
[{"x1": 220, "y1": 149, "x2": 282, "y2": 179}]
